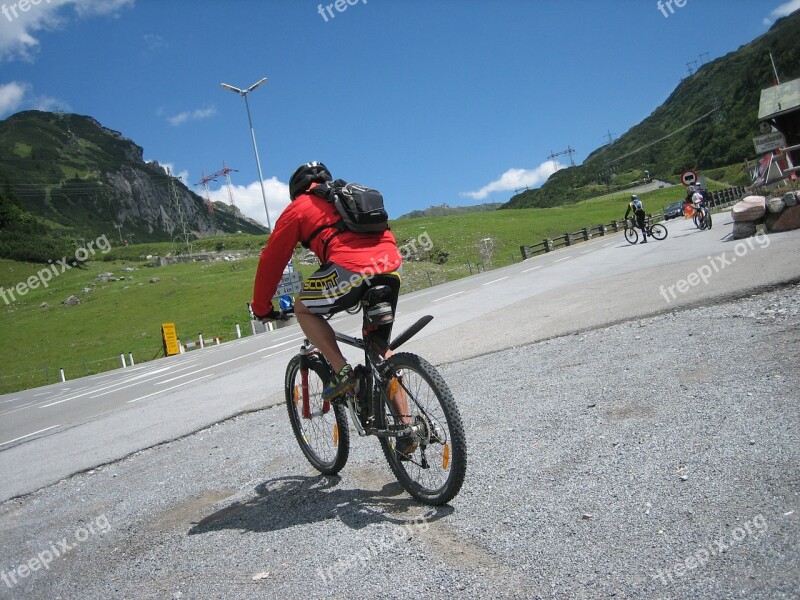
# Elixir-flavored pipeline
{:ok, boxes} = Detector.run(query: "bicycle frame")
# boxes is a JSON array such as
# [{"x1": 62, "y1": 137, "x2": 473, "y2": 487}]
[{"x1": 296, "y1": 311, "x2": 434, "y2": 439}]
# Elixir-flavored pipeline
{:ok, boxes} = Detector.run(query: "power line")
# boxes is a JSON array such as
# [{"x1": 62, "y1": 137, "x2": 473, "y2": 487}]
[{"x1": 603, "y1": 106, "x2": 719, "y2": 167}]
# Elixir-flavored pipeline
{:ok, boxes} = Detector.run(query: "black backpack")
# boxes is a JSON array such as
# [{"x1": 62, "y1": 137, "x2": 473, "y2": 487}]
[{"x1": 304, "y1": 179, "x2": 390, "y2": 260}]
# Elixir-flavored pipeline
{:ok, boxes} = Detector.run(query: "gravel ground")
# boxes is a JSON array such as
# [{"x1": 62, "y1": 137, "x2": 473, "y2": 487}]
[{"x1": 0, "y1": 284, "x2": 798, "y2": 600}]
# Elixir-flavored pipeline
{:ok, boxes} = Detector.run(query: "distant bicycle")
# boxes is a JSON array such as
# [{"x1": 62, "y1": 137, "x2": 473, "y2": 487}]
[
  {"x1": 693, "y1": 204, "x2": 713, "y2": 230},
  {"x1": 624, "y1": 220, "x2": 668, "y2": 244}
]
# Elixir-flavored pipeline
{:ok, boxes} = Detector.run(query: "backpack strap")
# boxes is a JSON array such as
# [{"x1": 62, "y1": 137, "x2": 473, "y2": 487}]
[{"x1": 302, "y1": 220, "x2": 346, "y2": 264}]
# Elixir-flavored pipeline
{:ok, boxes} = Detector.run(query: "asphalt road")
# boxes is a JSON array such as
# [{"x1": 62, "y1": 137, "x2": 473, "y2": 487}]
[
  {"x1": 2, "y1": 212, "x2": 799, "y2": 501},
  {"x1": 0, "y1": 213, "x2": 798, "y2": 599}
]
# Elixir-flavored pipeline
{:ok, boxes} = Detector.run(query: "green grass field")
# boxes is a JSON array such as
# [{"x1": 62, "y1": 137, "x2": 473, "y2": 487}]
[{"x1": 0, "y1": 181, "x2": 717, "y2": 393}]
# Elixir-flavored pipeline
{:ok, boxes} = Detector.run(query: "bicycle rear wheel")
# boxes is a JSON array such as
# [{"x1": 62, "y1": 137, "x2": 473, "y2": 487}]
[
  {"x1": 285, "y1": 353, "x2": 350, "y2": 475},
  {"x1": 377, "y1": 353, "x2": 467, "y2": 505},
  {"x1": 649, "y1": 223, "x2": 668, "y2": 240},
  {"x1": 624, "y1": 227, "x2": 638, "y2": 244}
]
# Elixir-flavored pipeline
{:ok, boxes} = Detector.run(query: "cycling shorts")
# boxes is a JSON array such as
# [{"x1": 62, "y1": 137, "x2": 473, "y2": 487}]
[{"x1": 297, "y1": 263, "x2": 402, "y2": 317}]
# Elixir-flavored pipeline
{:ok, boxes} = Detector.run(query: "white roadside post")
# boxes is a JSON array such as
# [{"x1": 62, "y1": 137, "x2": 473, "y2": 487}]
[{"x1": 120, "y1": 354, "x2": 127, "y2": 368}]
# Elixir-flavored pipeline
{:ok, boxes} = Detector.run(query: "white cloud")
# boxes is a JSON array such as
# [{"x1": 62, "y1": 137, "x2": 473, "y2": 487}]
[
  {"x1": 143, "y1": 33, "x2": 167, "y2": 51},
  {"x1": 0, "y1": 0, "x2": 134, "y2": 62},
  {"x1": 461, "y1": 161, "x2": 566, "y2": 200},
  {"x1": 204, "y1": 177, "x2": 290, "y2": 227},
  {"x1": 159, "y1": 162, "x2": 190, "y2": 185},
  {"x1": 0, "y1": 82, "x2": 27, "y2": 114},
  {"x1": 167, "y1": 106, "x2": 217, "y2": 127},
  {"x1": 34, "y1": 94, "x2": 69, "y2": 112},
  {"x1": 763, "y1": 0, "x2": 800, "y2": 25},
  {"x1": 0, "y1": 80, "x2": 69, "y2": 116}
]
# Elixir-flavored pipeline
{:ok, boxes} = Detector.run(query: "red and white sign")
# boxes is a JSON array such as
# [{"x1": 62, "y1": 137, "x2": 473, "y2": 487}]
[{"x1": 680, "y1": 169, "x2": 698, "y2": 186}]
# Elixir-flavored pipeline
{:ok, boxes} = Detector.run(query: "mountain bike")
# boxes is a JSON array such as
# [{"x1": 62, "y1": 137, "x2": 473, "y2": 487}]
[
  {"x1": 282, "y1": 286, "x2": 467, "y2": 506},
  {"x1": 624, "y1": 220, "x2": 668, "y2": 244},
  {"x1": 693, "y1": 203, "x2": 713, "y2": 230}
]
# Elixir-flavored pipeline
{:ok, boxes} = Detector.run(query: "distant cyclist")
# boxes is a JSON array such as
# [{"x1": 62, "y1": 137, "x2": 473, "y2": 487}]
[
  {"x1": 692, "y1": 187, "x2": 707, "y2": 211},
  {"x1": 624, "y1": 194, "x2": 648, "y2": 244}
]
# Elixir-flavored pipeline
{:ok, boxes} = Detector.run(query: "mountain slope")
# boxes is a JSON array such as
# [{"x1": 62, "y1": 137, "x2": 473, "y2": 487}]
[
  {"x1": 504, "y1": 12, "x2": 800, "y2": 209},
  {"x1": 0, "y1": 111, "x2": 267, "y2": 247}
]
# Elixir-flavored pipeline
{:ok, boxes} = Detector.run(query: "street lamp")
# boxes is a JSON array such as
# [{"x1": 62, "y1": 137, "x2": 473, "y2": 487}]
[{"x1": 220, "y1": 77, "x2": 272, "y2": 231}]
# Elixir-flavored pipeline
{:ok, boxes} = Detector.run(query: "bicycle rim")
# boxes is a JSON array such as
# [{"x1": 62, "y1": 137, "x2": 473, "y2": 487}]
[
  {"x1": 650, "y1": 223, "x2": 668, "y2": 240},
  {"x1": 705, "y1": 212, "x2": 713, "y2": 229},
  {"x1": 285, "y1": 354, "x2": 349, "y2": 475},
  {"x1": 377, "y1": 353, "x2": 467, "y2": 505},
  {"x1": 624, "y1": 227, "x2": 638, "y2": 244}
]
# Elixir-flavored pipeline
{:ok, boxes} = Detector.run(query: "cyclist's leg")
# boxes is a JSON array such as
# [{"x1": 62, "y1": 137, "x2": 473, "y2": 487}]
[
  {"x1": 365, "y1": 272, "x2": 413, "y2": 425},
  {"x1": 296, "y1": 264, "x2": 365, "y2": 391},
  {"x1": 637, "y1": 213, "x2": 648, "y2": 242}
]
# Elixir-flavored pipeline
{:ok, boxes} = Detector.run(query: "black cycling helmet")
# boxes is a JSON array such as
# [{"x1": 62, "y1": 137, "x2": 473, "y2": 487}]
[{"x1": 289, "y1": 161, "x2": 332, "y2": 200}]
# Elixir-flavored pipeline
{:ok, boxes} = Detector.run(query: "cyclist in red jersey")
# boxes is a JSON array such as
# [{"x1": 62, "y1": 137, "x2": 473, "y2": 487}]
[{"x1": 251, "y1": 162, "x2": 403, "y2": 401}]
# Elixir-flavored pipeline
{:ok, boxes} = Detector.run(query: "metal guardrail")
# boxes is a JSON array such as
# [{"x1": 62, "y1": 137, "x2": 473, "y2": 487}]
[{"x1": 520, "y1": 186, "x2": 746, "y2": 259}]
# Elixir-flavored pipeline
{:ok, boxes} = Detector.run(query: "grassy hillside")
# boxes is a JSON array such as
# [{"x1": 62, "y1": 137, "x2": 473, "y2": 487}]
[
  {"x1": 0, "y1": 181, "x2": 717, "y2": 393},
  {"x1": 505, "y1": 12, "x2": 800, "y2": 210}
]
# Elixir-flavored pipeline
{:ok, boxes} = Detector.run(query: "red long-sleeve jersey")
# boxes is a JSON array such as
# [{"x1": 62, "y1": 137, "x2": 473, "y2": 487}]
[{"x1": 251, "y1": 188, "x2": 402, "y2": 316}]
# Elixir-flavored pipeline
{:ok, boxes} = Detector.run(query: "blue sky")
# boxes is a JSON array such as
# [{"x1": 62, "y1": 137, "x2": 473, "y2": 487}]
[{"x1": 1, "y1": 0, "x2": 798, "y2": 226}]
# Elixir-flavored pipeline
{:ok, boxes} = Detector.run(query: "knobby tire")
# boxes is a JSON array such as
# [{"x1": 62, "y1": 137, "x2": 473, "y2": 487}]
[
  {"x1": 285, "y1": 353, "x2": 350, "y2": 475},
  {"x1": 377, "y1": 352, "x2": 467, "y2": 506}
]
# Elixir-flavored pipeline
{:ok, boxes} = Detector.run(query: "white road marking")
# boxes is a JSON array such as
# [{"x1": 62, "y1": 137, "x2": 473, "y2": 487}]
[
  {"x1": 482, "y1": 277, "x2": 509, "y2": 286},
  {"x1": 0, "y1": 401, "x2": 39, "y2": 417},
  {"x1": 127, "y1": 375, "x2": 213, "y2": 404},
  {"x1": 432, "y1": 291, "x2": 464, "y2": 303},
  {"x1": 554, "y1": 256, "x2": 572, "y2": 262},
  {"x1": 581, "y1": 249, "x2": 593, "y2": 254},
  {"x1": 0, "y1": 424, "x2": 61, "y2": 447},
  {"x1": 522, "y1": 265, "x2": 543, "y2": 273},
  {"x1": 40, "y1": 366, "x2": 174, "y2": 407}
]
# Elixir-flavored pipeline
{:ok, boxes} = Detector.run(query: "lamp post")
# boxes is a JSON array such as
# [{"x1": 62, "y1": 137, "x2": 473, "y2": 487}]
[{"x1": 220, "y1": 77, "x2": 272, "y2": 231}]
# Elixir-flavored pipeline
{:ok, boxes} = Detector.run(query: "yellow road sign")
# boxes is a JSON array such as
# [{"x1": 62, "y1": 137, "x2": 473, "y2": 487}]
[{"x1": 161, "y1": 323, "x2": 180, "y2": 356}]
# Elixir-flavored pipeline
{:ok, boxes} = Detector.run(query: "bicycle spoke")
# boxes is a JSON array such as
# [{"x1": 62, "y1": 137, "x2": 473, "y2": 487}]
[
  {"x1": 285, "y1": 354, "x2": 349, "y2": 475},
  {"x1": 378, "y1": 353, "x2": 466, "y2": 505}
]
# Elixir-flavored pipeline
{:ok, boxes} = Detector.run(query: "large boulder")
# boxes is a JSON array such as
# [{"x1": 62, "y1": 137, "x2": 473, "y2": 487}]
[
  {"x1": 732, "y1": 196, "x2": 766, "y2": 222},
  {"x1": 766, "y1": 196, "x2": 786, "y2": 213},
  {"x1": 766, "y1": 205, "x2": 800, "y2": 232},
  {"x1": 783, "y1": 191, "x2": 798, "y2": 207},
  {"x1": 732, "y1": 222, "x2": 757, "y2": 239}
]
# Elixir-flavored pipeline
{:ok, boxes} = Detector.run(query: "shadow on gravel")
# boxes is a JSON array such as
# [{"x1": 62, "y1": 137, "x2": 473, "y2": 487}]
[{"x1": 187, "y1": 474, "x2": 453, "y2": 537}]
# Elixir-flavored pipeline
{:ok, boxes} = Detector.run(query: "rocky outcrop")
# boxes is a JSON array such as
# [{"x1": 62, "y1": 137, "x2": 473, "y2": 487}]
[{"x1": 0, "y1": 111, "x2": 269, "y2": 242}]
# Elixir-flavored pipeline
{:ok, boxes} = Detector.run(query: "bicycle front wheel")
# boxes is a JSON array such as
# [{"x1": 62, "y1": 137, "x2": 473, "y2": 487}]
[
  {"x1": 694, "y1": 211, "x2": 706, "y2": 231},
  {"x1": 649, "y1": 223, "x2": 668, "y2": 240},
  {"x1": 705, "y1": 211, "x2": 713, "y2": 230},
  {"x1": 624, "y1": 227, "x2": 638, "y2": 244},
  {"x1": 285, "y1": 353, "x2": 350, "y2": 475},
  {"x1": 377, "y1": 353, "x2": 467, "y2": 505}
]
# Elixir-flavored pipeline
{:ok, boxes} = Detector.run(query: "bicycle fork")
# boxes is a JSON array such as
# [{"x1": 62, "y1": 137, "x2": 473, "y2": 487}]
[{"x1": 299, "y1": 343, "x2": 330, "y2": 419}]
